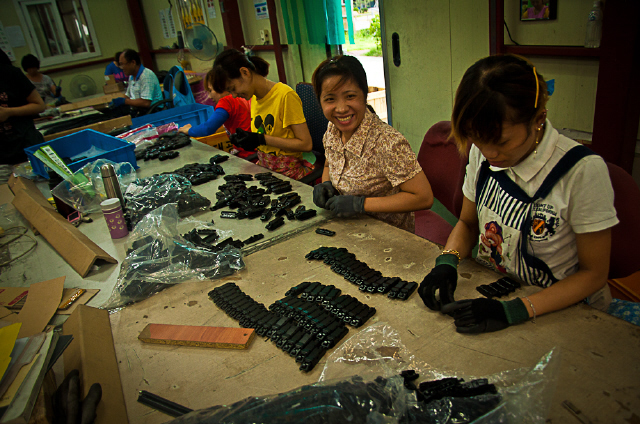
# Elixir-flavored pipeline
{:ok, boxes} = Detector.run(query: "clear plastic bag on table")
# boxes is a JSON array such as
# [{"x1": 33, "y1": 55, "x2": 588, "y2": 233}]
[
  {"x1": 51, "y1": 159, "x2": 137, "y2": 214},
  {"x1": 165, "y1": 323, "x2": 559, "y2": 424},
  {"x1": 102, "y1": 204, "x2": 243, "y2": 310},
  {"x1": 319, "y1": 322, "x2": 560, "y2": 424},
  {"x1": 123, "y1": 174, "x2": 211, "y2": 226}
]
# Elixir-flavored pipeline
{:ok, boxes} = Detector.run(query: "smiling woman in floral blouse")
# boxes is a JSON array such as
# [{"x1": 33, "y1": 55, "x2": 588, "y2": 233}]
[{"x1": 311, "y1": 55, "x2": 433, "y2": 232}]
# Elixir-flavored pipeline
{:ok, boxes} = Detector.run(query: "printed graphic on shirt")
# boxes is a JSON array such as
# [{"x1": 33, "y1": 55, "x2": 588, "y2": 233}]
[
  {"x1": 478, "y1": 221, "x2": 509, "y2": 273},
  {"x1": 529, "y1": 203, "x2": 559, "y2": 241},
  {"x1": 254, "y1": 114, "x2": 275, "y2": 134}
]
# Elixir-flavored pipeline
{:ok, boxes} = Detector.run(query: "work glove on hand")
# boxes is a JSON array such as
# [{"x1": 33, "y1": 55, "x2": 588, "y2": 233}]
[
  {"x1": 441, "y1": 297, "x2": 529, "y2": 334},
  {"x1": 52, "y1": 369, "x2": 103, "y2": 424},
  {"x1": 418, "y1": 254, "x2": 459, "y2": 311},
  {"x1": 325, "y1": 195, "x2": 365, "y2": 218},
  {"x1": 229, "y1": 128, "x2": 265, "y2": 151},
  {"x1": 313, "y1": 181, "x2": 339, "y2": 209},
  {"x1": 109, "y1": 97, "x2": 125, "y2": 108}
]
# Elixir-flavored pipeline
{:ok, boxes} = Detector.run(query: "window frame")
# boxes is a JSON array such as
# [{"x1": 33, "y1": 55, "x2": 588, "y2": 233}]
[{"x1": 13, "y1": 0, "x2": 102, "y2": 67}]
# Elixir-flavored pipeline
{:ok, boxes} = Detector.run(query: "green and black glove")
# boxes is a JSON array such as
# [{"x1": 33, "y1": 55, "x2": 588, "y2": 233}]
[
  {"x1": 325, "y1": 195, "x2": 365, "y2": 218},
  {"x1": 418, "y1": 253, "x2": 459, "y2": 311},
  {"x1": 52, "y1": 369, "x2": 103, "y2": 424},
  {"x1": 313, "y1": 181, "x2": 339, "y2": 209},
  {"x1": 440, "y1": 297, "x2": 530, "y2": 333},
  {"x1": 229, "y1": 128, "x2": 266, "y2": 151}
]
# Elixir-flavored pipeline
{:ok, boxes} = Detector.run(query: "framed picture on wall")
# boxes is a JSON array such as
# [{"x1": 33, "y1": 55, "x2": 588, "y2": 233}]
[{"x1": 520, "y1": 0, "x2": 557, "y2": 21}]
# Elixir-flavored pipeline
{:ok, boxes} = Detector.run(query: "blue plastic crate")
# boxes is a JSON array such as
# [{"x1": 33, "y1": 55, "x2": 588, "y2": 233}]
[
  {"x1": 25, "y1": 129, "x2": 138, "y2": 179},
  {"x1": 131, "y1": 103, "x2": 214, "y2": 128}
]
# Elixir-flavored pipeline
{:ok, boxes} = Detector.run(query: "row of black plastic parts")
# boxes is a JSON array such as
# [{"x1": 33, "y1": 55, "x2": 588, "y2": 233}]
[
  {"x1": 209, "y1": 283, "x2": 343, "y2": 372},
  {"x1": 306, "y1": 247, "x2": 418, "y2": 300}
]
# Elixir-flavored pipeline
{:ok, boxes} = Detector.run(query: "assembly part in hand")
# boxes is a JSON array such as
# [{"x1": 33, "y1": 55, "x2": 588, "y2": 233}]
[
  {"x1": 312, "y1": 181, "x2": 339, "y2": 209},
  {"x1": 418, "y1": 263, "x2": 458, "y2": 311},
  {"x1": 324, "y1": 195, "x2": 365, "y2": 218}
]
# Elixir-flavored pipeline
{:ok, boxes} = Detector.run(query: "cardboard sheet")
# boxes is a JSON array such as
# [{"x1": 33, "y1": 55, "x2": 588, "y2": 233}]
[
  {"x1": 0, "y1": 323, "x2": 21, "y2": 381},
  {"x1": 4, "y1": 278, "x2": 64, "y2": 339},
  {"x1": 11, "y1": 187, "x2": 117, "y2": 277},
  {"x1": 0, "y1": 287, "x2": 99, "y2": 315}
]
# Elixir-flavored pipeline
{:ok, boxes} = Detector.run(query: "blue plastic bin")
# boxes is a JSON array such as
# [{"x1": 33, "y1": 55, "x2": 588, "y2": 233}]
[
  {"x1": 131, "y1": 103, "x2": 214, "y2": 128},
  {"x1": 24, "y1": 129, "x2": 138, "y2": 179}
]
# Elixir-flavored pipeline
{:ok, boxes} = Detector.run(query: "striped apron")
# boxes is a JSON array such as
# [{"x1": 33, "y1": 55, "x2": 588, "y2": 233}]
[{"x1": 474, "y1": 145, "x2": 594, "y2": 287}]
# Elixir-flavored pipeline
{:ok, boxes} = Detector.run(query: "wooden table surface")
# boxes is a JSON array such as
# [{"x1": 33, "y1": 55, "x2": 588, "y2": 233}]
[{"x1": 110, "y1": 217, "x2": 640, "y2": 424}]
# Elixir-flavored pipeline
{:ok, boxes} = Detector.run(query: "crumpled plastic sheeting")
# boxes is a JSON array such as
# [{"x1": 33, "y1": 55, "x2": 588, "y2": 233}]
[
  {"x1": 51, "y1": 159, "x2": 137, "y2": 214},
  {"x1": 102, "y1": 204, "x2": 243, "y2": 310},
  {"x1": 320, "y1": 322, "x2": 560, "y2": 424}
]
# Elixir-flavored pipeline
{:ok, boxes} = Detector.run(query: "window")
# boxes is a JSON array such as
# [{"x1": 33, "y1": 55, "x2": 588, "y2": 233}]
[{"x1": 14, "y1": 0, "x2": 101, "y2": 66}]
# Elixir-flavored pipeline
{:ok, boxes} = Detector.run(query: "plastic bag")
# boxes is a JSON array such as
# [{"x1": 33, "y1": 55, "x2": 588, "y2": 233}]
[
  {"x1": 166, "y1": 323, "x2": 559, "y2": 424},
  {"x1": 123, "y1": 174, "x2": 211, "y2": 226},
  {"x1": 102, "y1": 204, "x2": 244, "y2": 310},
  {"x1": 319, "y1": 323, "x2": 560, "y2": 424},
  {"x1": 51, "y1": 159, "x2": 137, "y2": 214}
]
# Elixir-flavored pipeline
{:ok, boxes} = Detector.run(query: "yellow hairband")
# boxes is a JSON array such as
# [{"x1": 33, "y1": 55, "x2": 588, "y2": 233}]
[{"x1": 533, "y1": 66, "x2": 539, "y2": 109}]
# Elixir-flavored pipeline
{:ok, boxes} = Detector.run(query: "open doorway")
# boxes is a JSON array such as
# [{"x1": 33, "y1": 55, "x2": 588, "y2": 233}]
[{"x1": 342, "y1": 1, "x2": 387, "y2": 121}]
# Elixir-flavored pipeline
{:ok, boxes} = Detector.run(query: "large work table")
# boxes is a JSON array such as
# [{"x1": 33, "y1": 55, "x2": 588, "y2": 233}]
[{"x1": 2, "y1": 141, "x2": 639, "y2": 424}]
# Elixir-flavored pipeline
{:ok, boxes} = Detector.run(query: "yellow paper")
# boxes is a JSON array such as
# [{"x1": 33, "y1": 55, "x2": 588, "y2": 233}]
[{"x1": 0, "y1": 323, "x2": 21, "y2": 380}]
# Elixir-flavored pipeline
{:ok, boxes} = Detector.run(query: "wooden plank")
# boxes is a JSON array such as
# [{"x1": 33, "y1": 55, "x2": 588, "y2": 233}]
[
  {"x1": 43, "y1": 115, "x2": 132, "y2": 141},
  {"x1": 138, "y1": 324, "x2": 255, "y2": 349},
  {"x1": 58, "y1": 93, "x2": 126, "y2": 113}
]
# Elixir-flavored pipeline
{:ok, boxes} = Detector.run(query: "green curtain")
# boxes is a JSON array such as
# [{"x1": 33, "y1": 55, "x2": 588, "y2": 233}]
[
  {"x1": 302, "y1": 0, "x2": 354, "y2": 45},
  {"x1": 280, "y1": 0, "x2": 303, "y2": 44}
]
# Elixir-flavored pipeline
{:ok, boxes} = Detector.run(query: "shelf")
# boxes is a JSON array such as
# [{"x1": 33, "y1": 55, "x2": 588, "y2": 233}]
[
  {"x1": 503, "y1": 45, "x2": 600, "y2": 58},
  {"x1": 245, "y1": 45, "x2": 289, "y2": 51}
]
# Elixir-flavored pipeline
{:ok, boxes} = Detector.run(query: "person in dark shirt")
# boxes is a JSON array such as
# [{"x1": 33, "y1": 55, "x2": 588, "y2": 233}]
[
  {"x1": 104, "y1": 51, "x2": 127, "y2": 83},
  {"x1": 0, "y1": 50, "x2": 46, "y2": 165}
]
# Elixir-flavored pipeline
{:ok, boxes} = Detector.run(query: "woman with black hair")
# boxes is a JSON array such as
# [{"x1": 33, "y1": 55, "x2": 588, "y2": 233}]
[
  {"x1": 1, "y1": 50, "x2": 45, "y2": 165},
  {"x1": 212, "y1": 49, "x2": 313, "y2": 180},
  {"x1": 419, "y1": 54, "x2": 618, "y2": 333}
]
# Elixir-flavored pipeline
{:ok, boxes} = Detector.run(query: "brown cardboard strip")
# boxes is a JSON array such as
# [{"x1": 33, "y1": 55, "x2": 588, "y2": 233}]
[
  {"x1": 4, "y1": 278, "x2": 64, "y2": 339},
  {"x1": 138, "y1": 324, "x2": 256, "y2": 349},
  {"x1": 11, "y1": 188, "x2": 116, "y2": 277},
  {"x1": 62, "y1": 305, "x2": 129, "y2": 424},
  {"x1": 43, "y1": 115, "x2": 131, "y2": 141}
]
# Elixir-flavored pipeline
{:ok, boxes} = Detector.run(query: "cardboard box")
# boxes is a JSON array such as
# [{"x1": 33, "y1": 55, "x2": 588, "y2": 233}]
[
  {"x1": 62, "y1": 305, "x2": 129, "y2": 424},
  {"x1": 42, "y1": 115, "x2": 132, "y2": 142},
  {"x1": 103, "y1": 83, "x2": 125, "y2": 95},
  {"x1": 11, "y1": 180, "x2": 117, "y2": 277}
]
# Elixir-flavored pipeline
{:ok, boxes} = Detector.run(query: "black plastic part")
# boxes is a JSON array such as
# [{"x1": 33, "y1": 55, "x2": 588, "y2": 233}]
[{"x1": 315, "y1": 228, "x2": 335, "y2": 236}]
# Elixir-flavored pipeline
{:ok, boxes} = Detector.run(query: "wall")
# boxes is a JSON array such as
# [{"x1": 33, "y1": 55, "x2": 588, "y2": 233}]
[
  {"x1": 503, "y1": 0, "x2": 600, "y2": 134},
  {"x1": 3, "y1": 0, "x2": 137, "y2": 101}
]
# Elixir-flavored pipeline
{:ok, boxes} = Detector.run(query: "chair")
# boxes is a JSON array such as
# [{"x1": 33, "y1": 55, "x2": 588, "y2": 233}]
[
  {"x1": 606, "y1": 162, "x2": 640, "y2": 284},
  {"x1": 414, "y1": 121, "x2": 468, "y2": 245},
  {"x1": 296, "y1": 83, "x2": 329, "y2": 186},
  {"x1": 144, "y1": 66, "x2": 195, "y2": 116}
]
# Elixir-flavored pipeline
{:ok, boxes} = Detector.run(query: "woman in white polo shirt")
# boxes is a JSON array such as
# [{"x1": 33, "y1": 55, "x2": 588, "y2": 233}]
[{"x1": 418, "y1": 54, "x2": 618, "y2": 333}]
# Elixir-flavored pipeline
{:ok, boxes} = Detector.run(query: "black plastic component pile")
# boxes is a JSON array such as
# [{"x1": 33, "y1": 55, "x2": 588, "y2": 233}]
[
  {"x1": 209, "y1": 281, "x2": 372, "y2": 372},
  {"x1": 135, "y1": 131, "x2": 192, "y2": 161},
  {"x1": 182, "y1": 228, "x2": 264, "y2": 252},
  {"x1": 210, "y1": 172, "x2": 316, "y2": 232},
  {"x1": 476, "y1": 276, "x2": 522, "y2": 298},
  {"x1": 306, "y1": 247, "x2": 418, "y2": 300}
]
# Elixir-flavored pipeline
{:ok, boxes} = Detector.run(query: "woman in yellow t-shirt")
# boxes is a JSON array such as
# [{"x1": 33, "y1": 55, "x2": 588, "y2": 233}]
[{"x1": 212, "y1": 49, "x2": 313, "y2": 180}]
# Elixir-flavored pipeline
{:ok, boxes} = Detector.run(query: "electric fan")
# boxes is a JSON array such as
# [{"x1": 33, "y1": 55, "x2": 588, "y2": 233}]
[
  {"x1": 184, "y1": 24, "x2": 222, "y2": 61},
  {"x1": 69, "y1": 75, "x2": 97, "y2": 98}
]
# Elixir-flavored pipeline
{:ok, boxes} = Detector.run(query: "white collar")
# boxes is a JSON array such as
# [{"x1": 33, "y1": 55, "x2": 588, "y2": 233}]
[{"x1": 504, "y1": 119, "x2": 558, "y2": 182}]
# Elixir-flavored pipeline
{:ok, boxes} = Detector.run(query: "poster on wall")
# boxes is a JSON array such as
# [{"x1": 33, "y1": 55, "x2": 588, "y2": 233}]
[
  {"x1": 176, "y1": 0, "x2": 207, "y2": 31},
  {"x1": 254, "y1": 0, "x2": 269, "y2": 20},
  {"x1": 0, "y1": 21, "x2": 16, "y2": 62},
  {"x1": 206, "y1": 0, "x2": 217, "y2": 19},
  {"x1": 160, "y1": 8, "x2": 177, "y2": 39}
]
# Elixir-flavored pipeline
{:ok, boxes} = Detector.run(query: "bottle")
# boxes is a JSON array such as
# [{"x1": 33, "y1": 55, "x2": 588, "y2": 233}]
[
  {"x1": 584, "y1": 1, "x2": 603, "y2": 48},
  {"x1": 100, "y1": 164, "x2": 125, "y2": 209}
]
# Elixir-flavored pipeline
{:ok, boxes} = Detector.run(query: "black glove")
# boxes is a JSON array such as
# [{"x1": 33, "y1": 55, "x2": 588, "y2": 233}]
[
  {"x1": 325, "y1": 195, "x2": 365, "y2": 218},
  {"x1": 313, "y1": 181, "x2": 339, "y2": 209},
  {"x1": 53, "y1": 369, "x2": 103, "y2": 424},
  {"x1": 418, "y1": 263, "x2": 458, "y2": 311},
  {"x1": 441, "y1": 297, "x2": 529, "y2": 334},
  {"x1": 229, "y1": 128, "x2": 265, "y2": 151}
]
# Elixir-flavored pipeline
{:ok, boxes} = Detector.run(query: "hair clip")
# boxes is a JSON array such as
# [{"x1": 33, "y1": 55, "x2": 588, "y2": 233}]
[{"x1": 533, "y1": 66, "x2": 540, "y2": 109}]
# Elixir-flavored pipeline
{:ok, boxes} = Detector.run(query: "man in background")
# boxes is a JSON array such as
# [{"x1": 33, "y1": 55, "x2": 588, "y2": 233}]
[{"x1": 109, "y1": 49, "x2": 162, "y2": 115}]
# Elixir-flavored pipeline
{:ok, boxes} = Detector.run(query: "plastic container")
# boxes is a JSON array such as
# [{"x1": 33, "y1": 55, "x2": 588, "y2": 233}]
[
  {"x1": 131, "y1": 103, "x2": 214, "y2": 129},
  {"x1": 24, "y1": 129, "x2": 138, "y2": 179},
  {"x1": 585, "y1": 1, "x2": 603, "y2": 48},
  {"x1": 195, "y1": 128, "x2": 233, "y2": 152},
  {"x1": 101, "y1": 198, "x2": 128, "y2": 239}
]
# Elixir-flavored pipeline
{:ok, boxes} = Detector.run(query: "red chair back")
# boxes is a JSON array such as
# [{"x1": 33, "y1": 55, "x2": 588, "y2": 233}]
[{"x1": 607, "y1": 162, "x2": 640, "y2": 279}]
